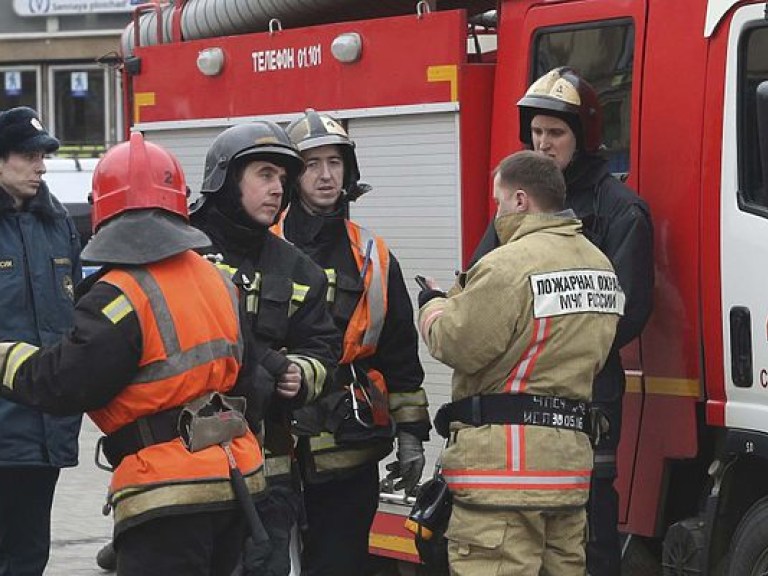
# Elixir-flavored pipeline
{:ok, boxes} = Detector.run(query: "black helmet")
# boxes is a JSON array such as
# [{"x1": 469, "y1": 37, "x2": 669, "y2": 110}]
[
  {"x1": 286, "y1": 109, "x2": 363, "y2": 199},
  {"x1": 517, "y1": 67, "x2": 603, "y2": 154},
  {"x1": 200, "y1": 121, "x2": 304, "y2": 195}
]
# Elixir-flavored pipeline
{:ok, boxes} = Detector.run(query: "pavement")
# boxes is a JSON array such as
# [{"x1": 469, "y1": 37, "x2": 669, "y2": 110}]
[{"x1": 47, "y1": 418, "x2": 113, "y2": 575}]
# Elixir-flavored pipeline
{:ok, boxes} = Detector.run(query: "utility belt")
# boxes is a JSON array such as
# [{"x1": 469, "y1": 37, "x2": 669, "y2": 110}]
[
  {"x1": 434, "y1": 393, "x2": 591, "y2": 440},
  {"x1": 98, "y1": 392, "x2": 249, "y2": 469}
]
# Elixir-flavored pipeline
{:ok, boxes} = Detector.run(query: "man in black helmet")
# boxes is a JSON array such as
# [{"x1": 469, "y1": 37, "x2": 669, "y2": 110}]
[
  {"x1": 190, "y1": 120, "x2": 340, "y2": 575},
  {"x1": 470, "y1": 67, "x2": 654, "y2": 576},
  {"x1": 274, "y1": 109, "x2": 430, "y2": 576}
]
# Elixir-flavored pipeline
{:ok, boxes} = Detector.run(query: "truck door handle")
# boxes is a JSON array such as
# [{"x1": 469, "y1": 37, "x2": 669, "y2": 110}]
[{"x1": 730, "y1": 306, "x2": 753, "y2": 388}]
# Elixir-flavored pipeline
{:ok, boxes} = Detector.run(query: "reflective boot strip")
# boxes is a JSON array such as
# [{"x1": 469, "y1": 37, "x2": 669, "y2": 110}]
[
  {"x1": 388, "y1": 389, "x2": 429, "y2": 425},
  {"x1": 287, "y1": 354, "x2": 327, "y2": 403},
  {"x1": 1, "y1": 342, "x2": 40, "y2": 389}
]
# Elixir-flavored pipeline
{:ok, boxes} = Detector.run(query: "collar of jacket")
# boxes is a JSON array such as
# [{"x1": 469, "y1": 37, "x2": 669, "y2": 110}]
[
  {"x1": 494, "y1": 211, "x2": 583, "y2": 245},
  {"x1": 286, "y1": 201, "x2": 346, "y2": 247},
  {"x1": 564, "y1": 153, "x2": 609, "y2": 199},
  {"x1": 195, "y1": 203, "x2": 267, "y2": 260},
  {"x1": 0, "y1": 181, "x2": 65, "y2": 218}
]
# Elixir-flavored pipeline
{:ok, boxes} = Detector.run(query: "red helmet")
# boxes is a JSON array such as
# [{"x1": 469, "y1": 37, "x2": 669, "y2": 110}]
[
  {"x1": 517, "y1": 67, "x2": 603, "y2": 154},
  {"x1": 90, "y1": 132, "x2": 187, "y2": 231}
]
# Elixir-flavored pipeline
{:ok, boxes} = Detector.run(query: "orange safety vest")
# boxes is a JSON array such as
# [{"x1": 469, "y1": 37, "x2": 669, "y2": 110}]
[
  {"x1": 90, "y1": 250, "x2": 265, "y2": 531},
  {"x1": 272, "y1": 211, "x2": 390, "y2": 361},
  {"x1": 273, "y1": 211, "x2": 395, "y2": 477}
]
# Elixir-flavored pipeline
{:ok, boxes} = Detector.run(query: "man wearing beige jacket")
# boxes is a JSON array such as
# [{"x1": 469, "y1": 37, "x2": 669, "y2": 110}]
[{"x1": 417, "y1": 150, "x2": 624, "y2": 576}]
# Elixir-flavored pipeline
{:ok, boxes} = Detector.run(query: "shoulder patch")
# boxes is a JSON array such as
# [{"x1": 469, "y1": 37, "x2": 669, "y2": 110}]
[{"x1": 101, "y1": 294, "x2": 134, "y2": 325}]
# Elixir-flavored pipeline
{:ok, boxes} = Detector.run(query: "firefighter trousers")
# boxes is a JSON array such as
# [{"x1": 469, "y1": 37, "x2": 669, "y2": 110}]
[
  {"x1": 300, "y1": 463, "x2": 379, "y2": 576},
  {"x1": 446, "y1": 503, "x2": 587, "y2": 576}
]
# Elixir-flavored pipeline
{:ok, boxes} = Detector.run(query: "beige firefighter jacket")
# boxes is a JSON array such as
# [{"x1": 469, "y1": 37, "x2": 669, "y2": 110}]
[{"x1": 418, "y1": 212, "x2": 623, "y2": 509}]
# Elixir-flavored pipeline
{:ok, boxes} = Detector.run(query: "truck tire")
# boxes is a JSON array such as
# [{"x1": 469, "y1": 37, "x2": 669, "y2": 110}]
[
  {"x1": 661, "y1": 518, "x2": 705, "y2": 575},
  {"x1": 727, "y1": 495, "x2": 768, "y2": 575}
]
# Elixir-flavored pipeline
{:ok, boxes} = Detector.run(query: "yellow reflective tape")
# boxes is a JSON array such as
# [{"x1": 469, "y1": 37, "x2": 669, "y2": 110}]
[
  {"x1": 4, "y1": 343, "x2": 39, "y2": 388},
  {"x1": 624, "y1": 375, "x2": 700, "y2": 397},
  {"x1": 309, "y1": 432, "x2": 338, "y2": 452},
  {"x1": 324, "y1": 269, "x2": 337, "y2": 303},
  {"x1": 389, "y1": 389, "x2": 428, "y2": 410},
  {"x1": 101, "y1": 294, "x2": 133, "y2": 325},
  {"x1": 288, "y1": 355, "x2": 326, "y2": 401},
  {"x1": 214, "y1": 262, "x2": 239, "y2": 277},
  {"x1": 292, "y1": 283, "x2": 309, "y2": 303}
]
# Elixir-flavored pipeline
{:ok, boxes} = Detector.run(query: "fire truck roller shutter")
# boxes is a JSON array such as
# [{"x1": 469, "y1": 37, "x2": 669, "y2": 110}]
[{"x1": 345, "y1": 112, "x2": 460, "y2": 483}]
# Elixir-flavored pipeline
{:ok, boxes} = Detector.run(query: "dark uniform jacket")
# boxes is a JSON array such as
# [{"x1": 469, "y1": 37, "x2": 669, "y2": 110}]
[
  {"x1": 191, "y1": 204, "x2": 340, "y2": 422},
  {"x1": 281, "y1": 205, "x2": 429, "y2": 441},
  {"x1": 0, "y1": 183, "x2": 82, "y2": 467}
]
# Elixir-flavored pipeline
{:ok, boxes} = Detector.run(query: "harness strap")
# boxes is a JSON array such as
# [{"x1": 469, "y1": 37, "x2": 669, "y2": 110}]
[{"x1": 434, "y1": 393, "x2": 590, "y2": 438}]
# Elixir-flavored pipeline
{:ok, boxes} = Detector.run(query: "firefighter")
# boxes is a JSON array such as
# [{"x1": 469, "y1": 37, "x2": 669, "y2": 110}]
[
  {"x1": 189, "y1": 120, "x2": 340, "y2": 575},
  {"x1": 419, "y1": 150, "x2": 624, "y2": 575},
  {"x1": 0, "y1": 132, "x2": 273, "y2": 575},
  {"x1": 272, "y1": 109, "x2": 430, "y2": 576},
  {"x1": 471, "y1": 67, "x2": 654, "y2": 576}
]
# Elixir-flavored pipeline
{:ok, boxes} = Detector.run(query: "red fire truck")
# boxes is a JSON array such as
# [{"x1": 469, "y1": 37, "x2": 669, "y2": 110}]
[{"x1": 118, "y1": 0, "x2": 768, "y2": 573}]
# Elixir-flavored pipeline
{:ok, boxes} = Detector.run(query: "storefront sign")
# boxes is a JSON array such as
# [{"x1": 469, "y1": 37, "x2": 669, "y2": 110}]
[{"x1": 13, "y1": 0, "x2": 142, "y2": 16}]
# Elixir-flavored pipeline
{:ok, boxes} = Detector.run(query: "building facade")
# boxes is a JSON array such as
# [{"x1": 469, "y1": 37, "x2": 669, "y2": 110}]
[{"x1": 0, "y1": 1, "x2": 136, "y2": 157}]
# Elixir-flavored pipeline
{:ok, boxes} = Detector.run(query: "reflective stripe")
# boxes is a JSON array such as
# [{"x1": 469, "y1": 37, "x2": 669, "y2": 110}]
[
  {"x1": 112, "y1": 468, "x2": 266, "y2": 526},
  {"x1": 288, "y1": 354, "x2": 326, "y2": 402},
  {"x1": 309, "y1": 432, "x2": 339, "y2": 452},
  {"x1": 122, "y1": 268, "x2": 244, "y2": 384},
  {"x1": 264, "y1": 453, "x2": 292, "y2": 478},
  {"x1": 128, "y1": 268, "x2": 181, "y2": 357},
  {"x1": 2, "y1": 342, "x2": 39, "y2": 389},
  {"x1": 101, "y1": 294, "x2": 133, "y2": 325},
  {"x1": 443, "y1": 469, "x2": 591, "y2": 491},
  {"x1": 504, "y1": 317, "x2": 551, "y2": 393},
  {"x1": 243, "y1": 272, "x2": 262, "y2": 314},
  {"x1": 594, "y1": 453, "x2": 617, "y2": 465},
  {"x1": 419, "y1": 305, "x2": 445, "y2": 343},
  {"x1": 289, "y1": 283, "x2": 309, "y2": 317},
  {"x1": 355, "y1": 226, "x2": 387, "y2": 349},
  {"x1": 324, "y1": 269, "x2": 337, "y2": 303},
  {"x1": 388, "y1": 390, "x2": 429, "y2": 424},
  {"x1": 389, "y1": 389, "x2": 428, "y2": 410}
]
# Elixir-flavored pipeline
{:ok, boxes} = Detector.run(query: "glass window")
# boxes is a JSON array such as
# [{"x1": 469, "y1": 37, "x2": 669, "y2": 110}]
[
  {"x1": 738, "y1": 25, "x2": 768, "y2": 209},
  {"x1": 0, "y1": 67, "x2": 39, "y2": 111},
  {"x1": 50, "y1": 66, "x2": 107, "y2": 156},
  {"x1": 533, "y1": 21, "x2": 634, "y2": 174}
]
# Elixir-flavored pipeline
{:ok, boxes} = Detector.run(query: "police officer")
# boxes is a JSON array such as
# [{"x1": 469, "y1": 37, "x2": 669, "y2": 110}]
[
  {"x1": 189, "y1": 120, "x2": 340, "y2": 574},
  {"x1": 272, "y1": 109, "x2": 430, "y2": 576},
  {"x1": 471, "y1": 67, "x2": 654, "y2": 575},
  {"x1": 420, "y1": 150, "x2": 624, "y2": 575},
  {"x1": 0, "y1": 133, "x2": 269, "y2": 575}
]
